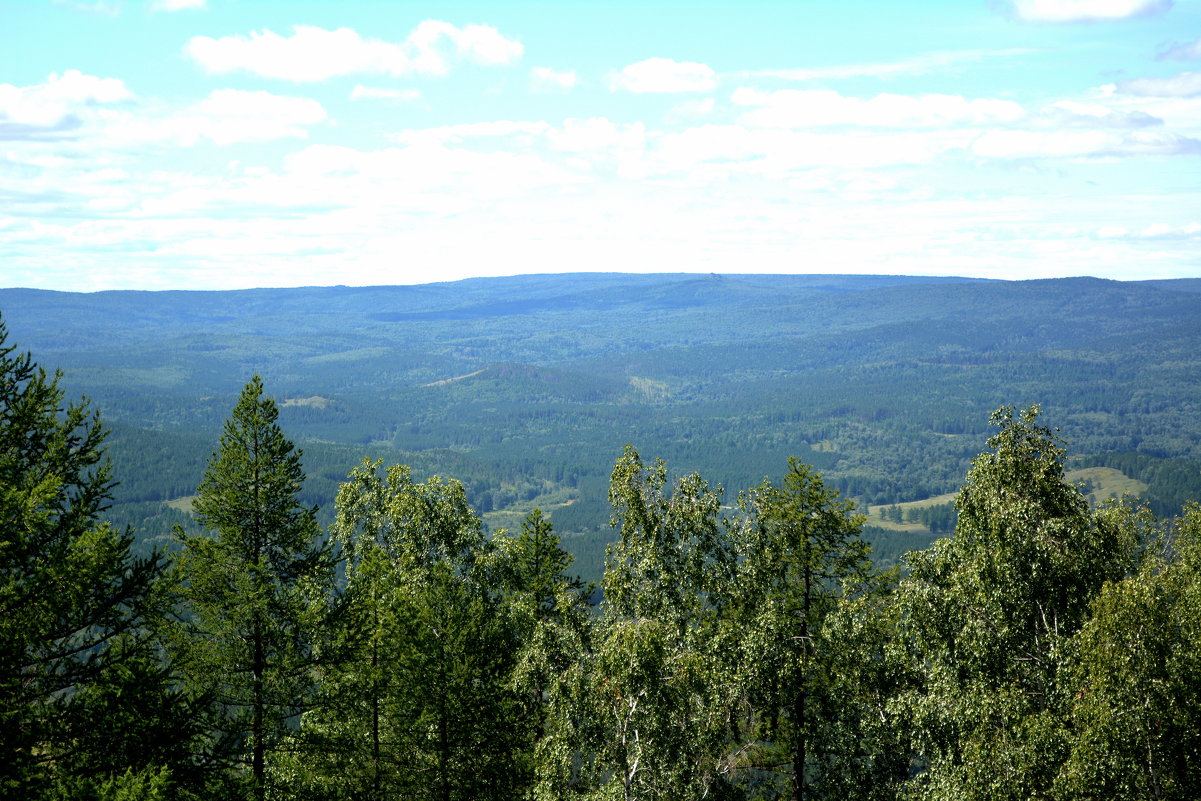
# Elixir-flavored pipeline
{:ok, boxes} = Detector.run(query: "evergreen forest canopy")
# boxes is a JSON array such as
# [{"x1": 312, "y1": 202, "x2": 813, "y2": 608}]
[
  {"x1": 3, "y1": 273, "x2": 1201, "y2": 580},
  {"x1": 2, "y1": 309, "x2": 1200, "y2": 800}
]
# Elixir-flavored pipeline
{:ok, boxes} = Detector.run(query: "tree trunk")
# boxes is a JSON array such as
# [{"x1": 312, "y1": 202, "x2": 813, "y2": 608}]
[
  {"x1": 372, "y1": 599, "x2": 381, "y2": 801},
  {"x1": 792, "y1": 534, "x2": 812, "y2": 801},
  {"x1": 253, "y1": 615, "x2": 265, "y2": 801},
  {"x1": 792, "y1": 689, "x2": 806, "y2": 801},
  {"x1": 439, "y1": 641, "x2": 451, "y2": 801}
]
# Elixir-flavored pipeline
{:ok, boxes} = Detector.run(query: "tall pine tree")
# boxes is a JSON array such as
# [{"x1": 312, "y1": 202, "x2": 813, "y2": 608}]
[
  {"x1": 492, "y1": 509, "x2": 593, "y2": 798},
  {"x1": 734, "y1": 458, "x2": 897, "y2": 800},
  {"x1": 172, "y1": 375, "x2": 330, "y2": 801}
]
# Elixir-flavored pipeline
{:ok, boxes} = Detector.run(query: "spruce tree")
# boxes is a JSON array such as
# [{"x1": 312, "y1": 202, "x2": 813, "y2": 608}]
[
  {"x1": 172, "y1": 376, "x2": 330, "y2": 801},
  {"x1": 493, "y1": 509, "x2": 592, "y2": 798}
]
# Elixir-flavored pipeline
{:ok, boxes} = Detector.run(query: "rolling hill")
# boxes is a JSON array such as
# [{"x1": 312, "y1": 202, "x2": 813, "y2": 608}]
[{"x1": 4, "y1": 273, "x2": 1199, "y2": 580}]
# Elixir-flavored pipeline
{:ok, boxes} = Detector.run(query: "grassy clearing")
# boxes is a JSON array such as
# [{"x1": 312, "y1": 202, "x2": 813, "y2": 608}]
[
  {"x1": 1067, "y1": 466, "x2": 1148, "y2": 505},
  {"x1": 423, "y1": 369, "x2": 486, "y2": 387},
  {"x1": 864, "y1": 466, "x2": 1147, "y2": 532},
  {"x1": 865, "y1": 491, "x2": 957, "y2": 532},
  {"x1": 481, "y1": 484, "x2": 580, "y2": 533},
  {"x1": 164, "y1": 495, "x2": 196, "y2": 513},
  {"x1": 303, "y1": 346, "x2": 392, "y2": 364},
  {"x1": 629, "y1": 376, "x2": 670, "y2": 401},
  {"x1": 281, "y1": 396, "x2": 332, "y2": 409}
]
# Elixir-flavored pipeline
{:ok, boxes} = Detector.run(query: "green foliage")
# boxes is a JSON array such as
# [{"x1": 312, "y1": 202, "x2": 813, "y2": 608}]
[
  {"x1": 281, "y1": 459, "x2": 524, "y2": 801},
  {"x1": 734, "y1": 458, "x2": 893, "y2": 799},
  {"x1": 53, "y1": 635, "x2": 208, "y2": 796},
  {"x1": 490, "y1": 510, "x2": 594, "y2": 799},
  {"x1": 45, "y1": 765, "x2": 173, "y2": 801},
  {"x1": 896, "y1": 406, "x2": 1140, "y2": 801},
  {"x1": 584, "y1": 446, "x2": 739, "y2": 801},
  {"x1": 604, "y1": 446, "x2": 733, "y2": 625},
  {"x1": 331, "y1": 459, "x2": 484, "y2": 577},
  {"x1": 7, "y1": 291, "x2": 1201, "y2": 801},
  {"x1": 1055, "y1": 502, "x2": 1201, "y2": 799},
  {"x1": 11, "y1": 274, "x2": 1201, "y2": 586},
  {"x1": 171, "y1": 376, "x2": 331, "y2": 801},
  {"x1": 0, "y1": 318, "x2": 172, "y2": 796}
]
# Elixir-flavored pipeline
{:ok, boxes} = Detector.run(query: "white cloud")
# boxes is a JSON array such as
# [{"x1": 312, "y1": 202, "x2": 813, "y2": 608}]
[
  {"x1": 1094, "y1": 221, "x2": 1201, "y2": 239},
  {"x1": 1083, "y1": 84, "x2": 1201, "y2": 137},
  {"x1": 1041, "y1": 99, "x2": 1162, "y2": 127},
  {"x1": 1139, "y1": 221, "x2": 1201, "y2": 238},
  {"x1": 350, "y1": 85, "x2": 423, "y2": 102},
  {"x1": 107, "y1": 89, "x2": 327, "y2": 146},
  {"x1": 10, "y1": 40, "x2": 1201, "y2": 290},
  {"x1": 666, "y1": 97, "x2": 716, "y2": 121},
  {"x1": 1117, "y1": 71, "x2": 1201, "y2": 97},
  {"x1": 732, "y1": 88, "x2": 1025, "y2": 128},
  {"x1": 389, "y1": 120, "x2": 551, "y2": 147},
  {"x1": 0, "y1": 70, "x2": 131, "y2": 135},
  {"x1": 191, "y1": 90, "x2": 326, "y2": 144},
  {"x1": 152, "y1": 0, "x2": 205, "y2": 10},
  {"x1": 1158, "y1": 37, "x2": 1201, "y2": 61},
  {"x1": 7, "y1": 145, "x2": 1199, "y2": 288},
  {"x1": 651, "y1": 124, "x2": 756, "y2": 165},
  {"x1": 1009, "y1": 0, "x2": 1172, "y2": 22},
  {"x1": 185, "y1": 21, "x2": 523, "y2": 82},
  {"x1": 653, "y1": 126, "x2": 972, "y2": 174},
  {"x1": 744, "y1": 48, "x2": 1038, "y2": 81},
  {"x1": 46, "y1": 70, "x2": 131, "y2": 104},
  {"x1": 548, "y1": 117, "x2": 646, "y2": 154},
  {"x1": 971, "y1": 128, "x2": 1199, "y2": 158},
  {"x1": 531, "y1": 67, "x2": 578, "y2": 91},
  {"x1": 419, "y1": 20, "x2": 522, "y2": 66},
  {"x1": 285, "y1": 141, "x2": 570, "y2": 187},
  {"x1": 609, "y1": 58, "x2": 717, "y2": 93}
]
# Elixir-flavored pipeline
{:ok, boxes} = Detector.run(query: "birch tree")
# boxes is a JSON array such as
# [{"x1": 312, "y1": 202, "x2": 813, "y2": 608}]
[{"x1": 896, "y1": 406, "x2": 1137, "y2": 801}]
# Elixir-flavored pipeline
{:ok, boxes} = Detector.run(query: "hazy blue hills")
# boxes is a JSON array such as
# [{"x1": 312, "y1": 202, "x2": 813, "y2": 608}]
[{"x1": 4, "y1": 273, "x2": 1200, "y2": 579}]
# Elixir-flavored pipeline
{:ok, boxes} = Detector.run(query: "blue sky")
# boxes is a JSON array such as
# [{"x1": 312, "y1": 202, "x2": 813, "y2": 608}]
[{"x1": 2, "y1": 0, "x2": 1200, "y2": 290}]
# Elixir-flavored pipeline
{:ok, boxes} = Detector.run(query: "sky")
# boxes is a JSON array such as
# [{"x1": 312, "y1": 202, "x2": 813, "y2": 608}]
[{"x1": 2, "y1": 0, "x2": 1201, "y2": 291}]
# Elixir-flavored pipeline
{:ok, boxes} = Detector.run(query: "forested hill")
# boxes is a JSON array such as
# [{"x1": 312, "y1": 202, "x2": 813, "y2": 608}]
[{"x1": 3, "y1": 273, "x2": 1200, "y2": 577}]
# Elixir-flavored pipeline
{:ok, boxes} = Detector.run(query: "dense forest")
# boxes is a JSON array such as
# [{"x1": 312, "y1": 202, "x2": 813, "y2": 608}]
[
  {"x1": 3, "y1": 307, "x2": 1200, "y2": 800},
  {"x1": 4, "y1": 274, "x2": 1201, "y2": 582}
]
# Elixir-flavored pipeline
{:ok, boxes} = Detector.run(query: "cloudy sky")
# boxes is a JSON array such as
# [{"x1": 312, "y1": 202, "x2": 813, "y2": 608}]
[{"x1": 3, "y1": 0, "x2": 1201, "y2": 290}]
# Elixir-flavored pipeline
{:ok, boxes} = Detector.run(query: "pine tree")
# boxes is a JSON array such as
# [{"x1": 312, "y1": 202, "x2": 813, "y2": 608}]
[
  {"x1": 492, "y1": 509, "x2": 593, "y2": 798},
  {"x1": 734, "y1": 457, "x2": 892, "y2": 800},
  {"x1": 172, "y1": 375, "x2": 330, "y2": 801},
  {"x1": 0, "y1": 318, "x2": 177, "y2": 797}
]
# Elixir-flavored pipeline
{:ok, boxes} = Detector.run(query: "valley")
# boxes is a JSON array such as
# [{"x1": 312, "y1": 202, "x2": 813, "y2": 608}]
[{"x1": 4, "y1": 273, "x2": 1200, "y2": 580}]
